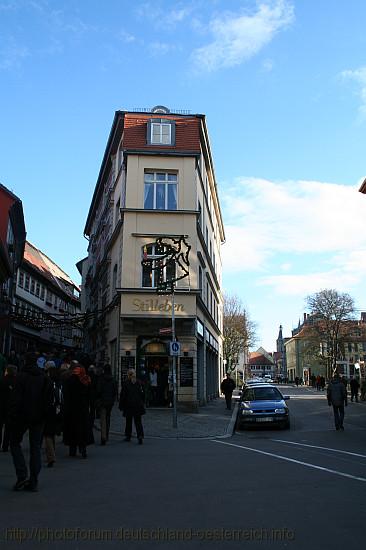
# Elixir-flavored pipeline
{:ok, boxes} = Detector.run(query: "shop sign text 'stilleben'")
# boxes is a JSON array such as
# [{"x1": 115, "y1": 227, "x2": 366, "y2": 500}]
[{"x1": 132, "y1": 299, "x2": 185, "y2": 313}]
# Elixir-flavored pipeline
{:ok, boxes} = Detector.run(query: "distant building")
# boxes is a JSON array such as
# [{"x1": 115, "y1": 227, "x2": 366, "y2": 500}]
[
  {"x1": 80, "y1": 106, "x2": 225, "y2": 407},
  {"x1": 11, "y1": 241, "x2": 81, "y2": 354},
  {"x1": 248, "y1": 347, "x2": 275, "y2": 378},
  {"x1": 0, "y1": 183, "x2": 26, "y2": 354},
  {"x1": 285, "y1": 312, "x2": 366, "y2": 383}
]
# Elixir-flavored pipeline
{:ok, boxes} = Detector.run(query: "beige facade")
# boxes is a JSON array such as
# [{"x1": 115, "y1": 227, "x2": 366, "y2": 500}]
[{"x1": 81, "y1": 107, "x2": 225, "y2": 408}]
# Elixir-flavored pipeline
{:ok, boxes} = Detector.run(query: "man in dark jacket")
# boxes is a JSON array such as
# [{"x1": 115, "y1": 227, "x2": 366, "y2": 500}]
[
  {"x1": 220, "y1": 373, "x2": 236, "y2": 410},
  {"x1": 9, "y1": 352, "x2": 53, "y2": 491},
  {"x1": 327, "y1": 373, "x2": 347, "y2": 431},
  {"x1": 119, "y1": 369, "x2": 145, "y2": 444},
  {"x1": 96, "y1": 364, "x2": 118, "y2": 445},
  {"x1": 350, "y1": 377, "x2": 360, "y2": 402}
]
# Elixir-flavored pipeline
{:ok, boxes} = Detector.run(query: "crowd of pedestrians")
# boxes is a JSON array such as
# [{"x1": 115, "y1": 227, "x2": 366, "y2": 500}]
[{"x1": 0, "y1": 349, "x2": 144, "y2": 493}]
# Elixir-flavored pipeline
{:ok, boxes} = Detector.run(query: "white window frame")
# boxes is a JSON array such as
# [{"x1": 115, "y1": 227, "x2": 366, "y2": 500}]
[
  {"x1": 144, "y1": 172, "x2": 178, "y2": 210},
  {"x1": 151, "y1": 122, "x2": 172, "y2": 145}
]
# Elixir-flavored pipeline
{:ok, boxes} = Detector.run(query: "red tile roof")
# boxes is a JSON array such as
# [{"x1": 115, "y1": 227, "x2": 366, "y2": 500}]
[
  {"x1": 23, "y1": 241, "x2": 80, "y2": 297},
  {"x1": 123, "y1": 114, "x2": 201, "y2": 152},
  {"x1": 248, "y1": 352, "x2": 274, "y2": 366}
]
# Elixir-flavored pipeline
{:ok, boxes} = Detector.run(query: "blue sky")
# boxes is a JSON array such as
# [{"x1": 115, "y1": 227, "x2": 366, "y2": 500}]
[{"x1": 1, "y1": 0, "x2": 366, "y2": 351}]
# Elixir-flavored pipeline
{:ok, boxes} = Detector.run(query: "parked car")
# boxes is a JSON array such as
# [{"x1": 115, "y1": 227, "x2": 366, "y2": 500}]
[{"x1": 237, "y1": 384, "x2": 290, "y2": 430}]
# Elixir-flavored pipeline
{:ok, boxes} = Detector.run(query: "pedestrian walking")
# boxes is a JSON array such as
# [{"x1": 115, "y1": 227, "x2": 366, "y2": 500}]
[
  {"x1": 8, "y1": 352, "x2": 53, "y2": 492},
  {"x1": 89, "y1": 363, "x2": 103, "y2": 425},
  {"x1": 327, "y1": 373, "x2": 347, "y2": 431},
  {"x1": 43, "y1": 362, "x2": 63, "y2": 467},
  {"x1": 119, "y1": 369, "x2": 145, "y2": 444},
  {"x1": 0, "y1": 350, "x2": 7, "y2": 378},
  {"x1": 0, "y1": 365, "x2": 17, "y2": 452},
  {"x1": 320, "y1": 376, "x2": 326, "y2": 391},
  {"x1": 220, "y1": 373, "x2": 236, "y2": 410},
  {"x1": 316, "y1": 375, "x2": 321, "y2": 391},
  {"x1": 295, "y1": 376, "x2": 299, "y2": 387},
  {"x1": 361, "y1": 379, "x2": 366, "y2": 401},
  {"x1": 62, "y1": 361, "x2": 94, "y2": 458},
  {"x1": 96, "y1": 364, "x2": 118, "y2": 445},
  {"x1": 350, "y1": 377, "x2": 360, "y2": 403}
]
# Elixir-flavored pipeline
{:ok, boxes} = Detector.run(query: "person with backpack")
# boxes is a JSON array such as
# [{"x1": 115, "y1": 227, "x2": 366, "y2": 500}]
[
  {"x1": 96, "y1": 364, "x2": 118, "y2": 445},
  {"x1": 9, "y1": 352, "x2": 53, "y2": 492}
]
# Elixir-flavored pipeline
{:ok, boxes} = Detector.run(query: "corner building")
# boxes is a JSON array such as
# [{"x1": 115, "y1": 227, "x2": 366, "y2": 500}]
[{"x1": 81, "y1": 106, "x2": 225, "y2": 408}]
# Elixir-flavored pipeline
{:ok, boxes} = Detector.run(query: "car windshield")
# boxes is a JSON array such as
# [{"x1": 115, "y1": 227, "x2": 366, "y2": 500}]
[{"x1": 243, "y1": 387, "x2": 282, "y2": 401}]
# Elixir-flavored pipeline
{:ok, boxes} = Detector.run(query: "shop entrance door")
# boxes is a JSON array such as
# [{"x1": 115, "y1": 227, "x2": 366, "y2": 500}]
[{"x1": 145, "y1": 355, "x2": 170, "y2": 407}]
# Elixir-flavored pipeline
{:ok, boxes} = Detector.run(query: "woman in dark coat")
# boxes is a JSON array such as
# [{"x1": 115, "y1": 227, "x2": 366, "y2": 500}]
[
  {"x1": 62, "y1": 362, "x2": 94, "y2": 458},
  {"x1": 119, "y1": 369, "x2": 145, "y2": 444}
]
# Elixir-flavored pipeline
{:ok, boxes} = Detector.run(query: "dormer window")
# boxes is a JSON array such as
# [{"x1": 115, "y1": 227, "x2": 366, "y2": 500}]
[{"x1": 147, "y1": 119, "x2": 176, "y2": 146}]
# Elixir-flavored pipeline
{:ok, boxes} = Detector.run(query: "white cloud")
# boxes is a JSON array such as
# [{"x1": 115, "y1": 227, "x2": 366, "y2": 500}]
[
  {"x1": 259, "y1": 268, "x2": 361, "y2": 296},
  {"x1": 192, "y1": 0, "x2": 294, "y2": 72},
  {"x1": 118, "y1": 30, "x2": 136, "y2": 43},
  {"x1": 0, "y1": 39, "x2": 29, "y2": 70},
  {"x1": 262, "y1": 58, "x2": 274, "y2": 71},
  {"x1": 135, "y1": 2, "x2": 193, "y2": 28},
  {"x1": 341, "y1": 66, "x2": 366, "y2": 117},
  {"x1": 148, "y1": 41, "x2": 175, "y2": 56},
  {"x1": 222, "y1": 177, "x2": 366, "y2": 294}
]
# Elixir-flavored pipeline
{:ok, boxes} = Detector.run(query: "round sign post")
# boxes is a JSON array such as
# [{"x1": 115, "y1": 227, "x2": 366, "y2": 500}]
[{"x1": 171, "y1": 290, "x2": 178, "y2": 429}]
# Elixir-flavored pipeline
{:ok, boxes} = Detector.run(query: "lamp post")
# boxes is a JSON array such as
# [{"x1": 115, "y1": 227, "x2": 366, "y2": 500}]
[{"x1": 142, "y1": 235, "x2": 191, "y2": 430}]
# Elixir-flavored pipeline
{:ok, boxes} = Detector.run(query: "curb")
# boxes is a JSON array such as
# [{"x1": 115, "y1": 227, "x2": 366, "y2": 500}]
[{"x1": 95, "y1": 404, "x2": 238, "y2": 441}]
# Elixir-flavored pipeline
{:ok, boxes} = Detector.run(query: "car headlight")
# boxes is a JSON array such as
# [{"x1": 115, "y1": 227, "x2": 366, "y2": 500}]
[
  {"x1": 274, "y1": 408, "x2": 287, "y2": 414},
  {"x1": 241, "y1": 409, "x2": 254, "y2": 415}
]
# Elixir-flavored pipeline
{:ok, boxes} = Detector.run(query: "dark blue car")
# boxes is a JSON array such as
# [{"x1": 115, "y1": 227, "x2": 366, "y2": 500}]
[{"x1": 237, "y1": 384, "x2": 290, "y2": 429}]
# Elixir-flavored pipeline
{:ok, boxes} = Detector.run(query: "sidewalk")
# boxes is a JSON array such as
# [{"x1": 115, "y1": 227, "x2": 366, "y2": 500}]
[{"x1": 98, "y1": 397, "x2": 238, "y2": 440}]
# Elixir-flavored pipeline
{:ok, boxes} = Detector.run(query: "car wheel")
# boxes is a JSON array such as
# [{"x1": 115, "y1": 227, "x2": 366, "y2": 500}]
[{"x1": 283, "y1": 420, "x2": 290, "y2": 430}]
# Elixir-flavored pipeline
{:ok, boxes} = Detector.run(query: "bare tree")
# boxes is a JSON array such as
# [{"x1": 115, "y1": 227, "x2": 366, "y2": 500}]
[
  {"x1": 305, "y1": 289, "x2": 356, "y2": 378},
  {"x1": 223, "y1": 293, "x2": 257, "y2": 374}
]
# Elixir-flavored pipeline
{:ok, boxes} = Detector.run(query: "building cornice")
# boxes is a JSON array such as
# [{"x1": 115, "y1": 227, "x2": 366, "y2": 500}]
[
  {"x1": 124, "y1": 149, "x2": 200, "y2": 158},
  {"x1": 122, "y1": 208, "x2": 198, "y2": 216},
  {"x1": 116, "y1": 287, "x2": 200, "y2": 295}
]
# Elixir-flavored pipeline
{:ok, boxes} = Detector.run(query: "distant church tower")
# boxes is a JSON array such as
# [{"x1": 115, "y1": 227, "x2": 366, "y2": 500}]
[{"x1": 276, "y1": 325, "x2": 287, "y2": 379}]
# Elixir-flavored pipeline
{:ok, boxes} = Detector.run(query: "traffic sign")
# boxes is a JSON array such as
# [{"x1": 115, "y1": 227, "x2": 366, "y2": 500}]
[{"x1": 170, "y1": 341, "x2": 181, "y2": 356}]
